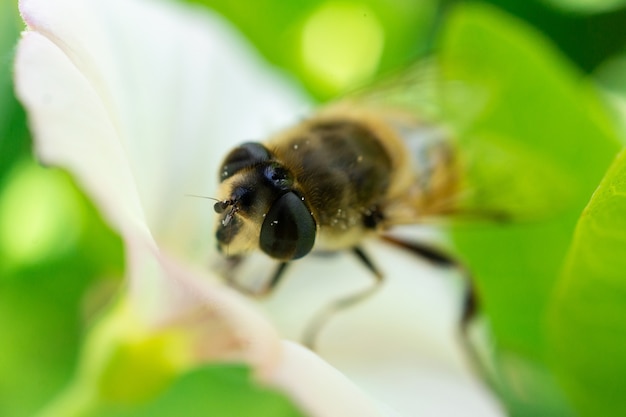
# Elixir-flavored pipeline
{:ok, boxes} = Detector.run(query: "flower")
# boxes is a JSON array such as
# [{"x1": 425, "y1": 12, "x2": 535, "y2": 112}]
[{"x1": 14, "y1": 0, "x2": 502, "y2": 415}]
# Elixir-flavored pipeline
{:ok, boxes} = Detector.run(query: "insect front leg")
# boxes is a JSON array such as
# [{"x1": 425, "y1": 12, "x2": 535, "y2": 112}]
[
  {"x1": 218, "y1": 255, "x2": 291, "y2": 298},
  {"x1": 257, "y1": 261, "x2": 291, "y2": 296}
]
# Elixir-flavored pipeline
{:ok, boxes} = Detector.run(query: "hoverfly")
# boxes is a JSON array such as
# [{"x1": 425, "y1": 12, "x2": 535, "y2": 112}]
[{"x1": 211, "y1": 62, "x2": 513, "y2": 349}]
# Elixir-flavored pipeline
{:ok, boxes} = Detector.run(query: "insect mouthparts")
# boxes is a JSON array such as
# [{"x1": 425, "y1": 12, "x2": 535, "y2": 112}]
[{"x1": 221, "y1": 205, "x2": 238, "y2": 227}]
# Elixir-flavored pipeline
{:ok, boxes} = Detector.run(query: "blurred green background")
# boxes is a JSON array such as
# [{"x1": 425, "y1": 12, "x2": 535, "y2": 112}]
[{"x1": 2, "y1": 0, "x2": 626, "y2": 416}]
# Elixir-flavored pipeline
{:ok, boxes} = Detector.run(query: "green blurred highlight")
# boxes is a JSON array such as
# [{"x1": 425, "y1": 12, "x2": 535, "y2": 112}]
[
  {"x1": 0, "y1": 168, "x2": 124, "y2": 417},
  {"x1": 548, "y1": 148, "x2": 626, "y2": 416},
  {"x1": 0, "y1": 160, "x2": 84, "y2": 269},
  {"x1": 299, "y1": 2, "x2": 384, "y2": 96},
  {"x1": 187, "y1": 0, "x2": 437, "y2": 99}
]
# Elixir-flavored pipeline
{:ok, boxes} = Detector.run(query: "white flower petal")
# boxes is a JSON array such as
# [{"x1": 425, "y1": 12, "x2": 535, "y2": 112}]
[
  {"x1": 267, "y1": 341, "x2": 388, "y2": 417},
  {"x1": 14, "y1": 0, "x2": 303, "y2": 371},
  {"x1": 142, "y1": 243, "x2": 282, "y2": 371},
  {"x1": 14, "y1": 30, "x2": 150, "y2": 241}
]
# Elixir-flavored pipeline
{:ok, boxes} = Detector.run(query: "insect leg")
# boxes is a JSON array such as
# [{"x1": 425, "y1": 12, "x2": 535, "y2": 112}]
[
  {"x1": 380, "y1": 235, "x2": 488, "y2": 379},
  {"x1": 352, "y1": 246, "x2": 384, "y2": 279},
  {"x1": 449, "y1": 208, "x2": 512, "y2": 224},
  {"x1": 302, "y1": 247, "x2": 384, "y2": 350},
  {"x1": 221, "y1": 257, "x2": 291, "y2": 297},
  {"x1": 256, "y1": 261, "x2": 291, "y2": 296},
  {"x1": 380, "y1": 235, "x2": 477, "y2": 330},
  {"x1": 380, "y1": 235, "x2": 459, "y2": 267}
]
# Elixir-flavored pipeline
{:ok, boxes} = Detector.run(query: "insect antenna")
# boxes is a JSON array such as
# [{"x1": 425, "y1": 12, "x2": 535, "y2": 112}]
[
  {"x1": 184, "y1": 193, "x2": 220, "y2": 201},
  {"x1": 185, "y1": 193, "x2": 234, "y2": 255}
]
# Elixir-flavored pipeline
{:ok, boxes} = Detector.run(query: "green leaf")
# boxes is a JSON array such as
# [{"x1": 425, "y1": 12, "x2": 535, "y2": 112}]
[
  {"x1": 442, "y1": 1, "x2": 620, "y2": 355},
  {"x1": 35, "y1": 297, "x2": 306, "y2": 417},
  {"x1": 438, "y1": 3, "x2": 621, "y2": 412},
  {"x1": 91, "y1": 365, "x2": 304, "y2": 417},
  {"x1": 0, "y1": 0, "x2": 30, "y2": 182},
  {"x1": 594, "y1": 53, "x2": 626, "y2": 139},
  {"x1": 547, "y1": 148, "x2": 626, "y2": 416},
  {"x1": 539, "y1": 0, "x2": 626, "y2": 14}
]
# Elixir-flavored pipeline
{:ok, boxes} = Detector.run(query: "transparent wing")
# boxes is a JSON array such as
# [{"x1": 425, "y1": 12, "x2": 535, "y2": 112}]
[
  {"x1": 338, "y1": 58, "x2": 444, "y2": 122},
  {"x1": 330, "y1": 59, "x2": 576, "y2": 225}
]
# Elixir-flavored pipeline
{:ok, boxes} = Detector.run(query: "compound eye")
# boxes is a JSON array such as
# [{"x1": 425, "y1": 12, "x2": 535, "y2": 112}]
[
  {"x1": 219, "y1": 142, "x2": 271, "y2": 182},
  {"x1": 260, "y1": 192, "x2": 316, "y2": 261}
]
